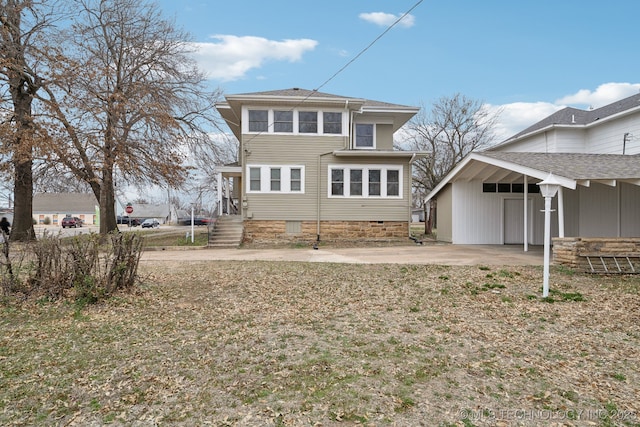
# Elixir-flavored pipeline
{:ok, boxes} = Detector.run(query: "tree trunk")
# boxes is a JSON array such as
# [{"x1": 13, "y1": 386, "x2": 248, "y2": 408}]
[
  {"x1": 11, "y1": 158, "x2": 35, "y2": 241},
  {"x1": 9, "y1": 82, "x2": 36, "y2": 242},
  {"x1": 425, "y1": 199, "x2": 436, "y2": 236},
  {"x1": 99, "y1": 167, "x2": 117, "y2": 234}
]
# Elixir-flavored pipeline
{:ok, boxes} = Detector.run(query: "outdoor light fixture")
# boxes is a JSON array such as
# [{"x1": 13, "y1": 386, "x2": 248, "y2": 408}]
[{"x1": 538, "y1": 173, "x2": 561, "y2": 298}]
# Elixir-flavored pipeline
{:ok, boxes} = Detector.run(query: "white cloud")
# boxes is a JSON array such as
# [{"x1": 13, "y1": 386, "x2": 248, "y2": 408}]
[
  {"x1": 487, "y1": 82, "x2": 640, "y2": 142},
  {"x1": 359, "y1": 12, "x2": 415, "y2": 28},
  {"x1": 487, "y1": 102, "x2": 564, "y2": 142},
  {"x1": 191, "y1": 35, "x2": 318, "y2": 81},
  {"x1": 555, "y1": 82, "x2": 640, "y2": 108}
]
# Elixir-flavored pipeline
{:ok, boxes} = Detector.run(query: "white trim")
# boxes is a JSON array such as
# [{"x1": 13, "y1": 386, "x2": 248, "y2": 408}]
[
  {"x1": 353, "y1": 122, "x2": 376, "y2": 149},
  {"x1": 328, "y1": 164, "x2": 403, "y2": 198},
  {"x1": 243, "y1": 106, "x2": 347, "y2": 136},
  {"x1": 246, "y1": 165, "x2": 306, "y2": 194}
]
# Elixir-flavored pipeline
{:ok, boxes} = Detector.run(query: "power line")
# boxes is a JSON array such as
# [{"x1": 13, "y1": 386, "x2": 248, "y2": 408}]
[
  {"x1": 314, "y1": 0, "x2": 424, "y2": 93},
  {"x1": 243, "y1": 0, "x2": 424, "y2": 144}
]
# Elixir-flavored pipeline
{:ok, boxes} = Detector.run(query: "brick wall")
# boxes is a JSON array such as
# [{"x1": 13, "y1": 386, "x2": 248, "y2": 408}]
[
  {"x1": 553, "y1": 237, "x2": 640, "y2": 269},
  {"x1": 243, "y1": 220, "x2": 409, "y2": 244}
]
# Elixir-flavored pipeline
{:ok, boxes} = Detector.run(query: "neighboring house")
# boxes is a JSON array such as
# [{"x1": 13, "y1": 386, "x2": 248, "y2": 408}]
[
  {"x1": 426, "y1": 93, "x2": 640, "y2": 245},
  {"x1": 215, "y1": 88, "x2": 427, "y2": 243},
  {"x1": 33, "y1": 193, "x2": 99, "y2": 226},
  {"x1": 122, "y1": 203, "x2": 173, "y2": 224}
]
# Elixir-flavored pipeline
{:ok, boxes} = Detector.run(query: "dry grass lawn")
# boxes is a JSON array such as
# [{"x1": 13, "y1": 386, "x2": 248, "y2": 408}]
[{"x1": 1, "y1": 259, "x2": 640, "y2": 426}]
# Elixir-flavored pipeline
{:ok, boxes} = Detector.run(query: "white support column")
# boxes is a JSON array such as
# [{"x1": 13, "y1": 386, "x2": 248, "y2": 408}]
[
  {"x1": 542, "y1": 194, "x2": 552, "y2": 297},
  {"x1": 524, "y1": 175, "x2": 528, "y2": 252},
  {"x1": 557, "y1": 186, "x2": 565, "y2": 238},
  {"x1": 225, "y1": 178, "x2": 231, "y2": 215},
  {"x1": 217, "y1": 172, "x2": 223, "y2": 216}
]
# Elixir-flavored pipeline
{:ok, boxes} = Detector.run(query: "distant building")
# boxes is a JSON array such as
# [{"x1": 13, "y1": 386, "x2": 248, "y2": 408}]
[{"x1": 33, "y1": 193, "x2": 99, "y2": 226}]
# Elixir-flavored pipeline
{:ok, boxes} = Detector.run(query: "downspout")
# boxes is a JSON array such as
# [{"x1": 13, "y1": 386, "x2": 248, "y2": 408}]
[
  {"x1": 316, "y1": 100, "x2": 354, "y2": 241},
  {"x1": 317, "y1": 151, "x2": 334, "y2": 242},
  {"x1": 523, "y1": 175, "x2": 528, "y2": 252},
  {"x1": 408, "y1": 153, "x2": 417, "y2": 238},
  {"x1": 557, "y1": 186, "x2": 565, "y2": 238}
]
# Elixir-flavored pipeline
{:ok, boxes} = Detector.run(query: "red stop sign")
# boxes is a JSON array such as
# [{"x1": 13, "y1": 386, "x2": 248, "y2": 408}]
[{"x1": 125, "y1": 205, "x2": 133, "y2": 214}]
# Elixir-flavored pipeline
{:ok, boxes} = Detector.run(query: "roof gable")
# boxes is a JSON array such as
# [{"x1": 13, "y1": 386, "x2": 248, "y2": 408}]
[
  {"x1": 33, "y1": 193, "x2": 98, "y2": 213},
  {"x1": 501, "y1": 92, "x2": 640, "y2": 144}
]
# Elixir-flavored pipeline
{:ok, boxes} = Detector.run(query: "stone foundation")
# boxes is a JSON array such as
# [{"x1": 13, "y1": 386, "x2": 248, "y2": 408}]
[
  {"x1": 243, "y1": 220, "x2": 409, "y2": 244},
  {"x1": 553, "y1": 237, "x2": 640, "y2": 269}
]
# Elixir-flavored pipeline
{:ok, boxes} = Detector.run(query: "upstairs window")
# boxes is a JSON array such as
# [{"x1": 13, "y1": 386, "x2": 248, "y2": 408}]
[
  {"x1": 248, "y1": 110, "x2": 268, "y2": 132},
  {"x1": 299, "y1": 111, "x2": 318, "y2": 133},
  {"x1": 274, "y1": 110, "x2": 293, "y2": 133},
  {"x1": 323, "y1": 112, "x2": 342, "y2": 134},
  {"x1": 355, "y1": 123, "x2": 374, "y2": 148}
]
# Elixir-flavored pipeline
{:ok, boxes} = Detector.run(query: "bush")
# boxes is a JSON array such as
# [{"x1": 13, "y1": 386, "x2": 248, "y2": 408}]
[
  {"x1": 1, "y1": 231, "x2": 144, "y2": 304},
  {"x1": 43, "y1": 216, "x2": 51, "y2": 225}
]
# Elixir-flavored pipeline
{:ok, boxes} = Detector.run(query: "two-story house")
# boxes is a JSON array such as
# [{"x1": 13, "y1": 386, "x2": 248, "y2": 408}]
[
  {"x1": 425, "y1": 92, "x2": 640, "y2": 246},
  {"x1": 215, "y1": 88, "x2": 426, "y2": 244}
]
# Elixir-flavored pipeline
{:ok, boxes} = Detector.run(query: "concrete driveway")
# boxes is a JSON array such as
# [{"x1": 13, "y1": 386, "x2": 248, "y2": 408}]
[{"x1": 140, "y1": 243, "x2": 544, "y2": 266}]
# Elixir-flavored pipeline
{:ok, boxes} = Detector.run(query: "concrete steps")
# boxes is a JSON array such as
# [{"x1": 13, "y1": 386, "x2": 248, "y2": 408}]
[{"x1": 208, "y1": 215, "x2": 243, "y2": 248}]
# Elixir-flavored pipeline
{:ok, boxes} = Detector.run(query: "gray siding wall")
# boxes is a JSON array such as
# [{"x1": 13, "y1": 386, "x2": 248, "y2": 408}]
[{"x1": 578, "y1": 182, "x2": 640, "y2": 237}]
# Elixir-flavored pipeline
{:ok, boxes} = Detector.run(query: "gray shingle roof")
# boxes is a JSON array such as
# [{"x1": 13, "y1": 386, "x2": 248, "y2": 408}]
[
  {"x1": 480, "y1": 151, "x2": 640, "y2": 180},
  {"x1": 506, "y1": 92, "x2": 640, "y2": 141},
  {"x1": 33, "y1": 193, "x2": 98, "y2": 213},
  {"x1": 230, "y1": 87, "x2": 415, "y2": 109}
]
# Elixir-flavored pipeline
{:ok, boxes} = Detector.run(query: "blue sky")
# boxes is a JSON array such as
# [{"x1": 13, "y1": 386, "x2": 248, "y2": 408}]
[{"x1": 157, "y1": 0, "x2": 640, "y2": 140}]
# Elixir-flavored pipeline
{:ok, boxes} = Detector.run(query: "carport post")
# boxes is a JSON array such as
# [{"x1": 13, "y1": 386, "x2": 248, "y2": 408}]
[{"x1": 538, "y1": 174, "x2": 560, "y2": 298}]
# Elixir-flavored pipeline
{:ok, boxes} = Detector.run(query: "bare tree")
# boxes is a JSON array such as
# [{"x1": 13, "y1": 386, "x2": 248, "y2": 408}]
[
  {"x1": 37, "y1": 0, "x2": 223, "y2": 234},
  {"x1": 406, "y1": 93, "x2": 501, "y2": 234},
  {"x1": 0, "y1": 0, "x2": 56, "y2": 241}
]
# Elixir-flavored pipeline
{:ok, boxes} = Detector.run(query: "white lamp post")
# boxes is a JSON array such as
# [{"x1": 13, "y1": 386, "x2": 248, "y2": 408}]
[{"x1": 538, "y1": 173, "x2": 561, "y2": 298}]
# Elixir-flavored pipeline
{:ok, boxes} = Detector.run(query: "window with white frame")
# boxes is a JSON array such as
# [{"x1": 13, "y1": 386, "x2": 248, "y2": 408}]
[
  {"x1": 368, "y1": 169, "x2": 381, "y2": 196},
  {"x1": 274, "y1": 110, "x2": 293, "y2": 133},
  {"x1": 248, "y1": 110, "x2": 268, "y2": 132},
  {"x1": 245, "y1": 108, "x2": 345, "y2": 135},
  {"x1": 249, "y1": 167, "x2": 261, "y2": 191},
  {"x1": 298, "y1": 111, "x2": 318, "y2": 133},
  {"x1": 355, "y1": 123, "x2": 374, "y2": 148},
  {"x1": 323, "y1": 112, "x2": 342, "y2": 134},
  {"x1": 350, "y1": 169, "x2": 363, "y2": 196},
  {"x1": 246, "y1": 165, "x2": 305, "y2": 193},
  {"x1": 270, "y1": 168, "x2": 281, "y2": 191},
  {"x1": 290, "y1": 168, "x2": 302, "y2": 191},
  {"x1": 329, "y1": 165, "x2": 402, "y2": 197},
  {"x1": 331, "y1": 169, "x2": 344, "y2": 196},
  {"x1": 387, "y1": 170, "x2": 399, "y2": 196}
]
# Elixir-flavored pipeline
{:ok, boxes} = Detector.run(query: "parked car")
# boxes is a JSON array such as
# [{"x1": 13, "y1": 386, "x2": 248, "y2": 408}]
[
  {"x1": 141, "y1": 218, "x2": 159, "y2": 228},
  {"x1": 61, "y1": 216, "x2": 82, "y2": 228},
  {"x1": 179, "y1": 217, "x2": 211, "y2": 226},
  {"x1": 117, "y1": 216, "x2": 141, "y2": 226}
]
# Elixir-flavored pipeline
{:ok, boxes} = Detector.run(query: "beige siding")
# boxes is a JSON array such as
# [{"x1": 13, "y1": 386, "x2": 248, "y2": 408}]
[
  {"x1": 241, "y1": 133, "x2": 412, "y2": 223},
  {"x1": 242, "y1": 133, "x2": 344, "y2": 220},
  {"x1": 321, "y1": 157, "x2": 411, "y2": 221},
  {"x1": 376, "y1": 124, "x2": 394, "y2": 150}
]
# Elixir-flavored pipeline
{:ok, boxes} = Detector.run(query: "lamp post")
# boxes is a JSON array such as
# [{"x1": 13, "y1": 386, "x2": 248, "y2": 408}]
[{"x1": 538, "y1": 173, "x2": 561, "y2": 298}]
